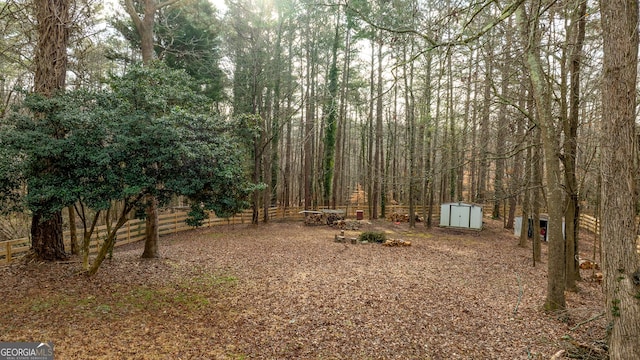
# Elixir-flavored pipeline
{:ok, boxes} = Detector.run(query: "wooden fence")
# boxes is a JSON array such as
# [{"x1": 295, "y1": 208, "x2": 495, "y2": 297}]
[
  {"x1": 0, "y1": 205, "x2": 443, "y2": 266},
  {"x1": 579, "y1": 213, "x2": 640, "y2": 254},
  {"x1": 0, "y1": 208, "x2": 260, "y2": 266},
  {"x1": 5, "y1": 204, "x2": 635, "y2": 266}
]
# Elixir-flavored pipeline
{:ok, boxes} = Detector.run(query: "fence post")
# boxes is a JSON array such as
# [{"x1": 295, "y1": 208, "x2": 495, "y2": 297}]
[
  {"x1": 174, "y1": 212, "x2": 178, "y2": 234},
  {"x1": 6, "y1": 242, "x2": 11, "y2": 263}
]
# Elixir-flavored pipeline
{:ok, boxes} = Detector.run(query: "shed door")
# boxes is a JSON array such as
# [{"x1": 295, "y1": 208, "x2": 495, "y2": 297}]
[{"x1": 450, "y1": 205, "x2": 471, "y2": 228}]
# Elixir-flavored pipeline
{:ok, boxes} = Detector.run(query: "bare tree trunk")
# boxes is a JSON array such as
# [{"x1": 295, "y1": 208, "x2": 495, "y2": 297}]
[
  {"x1": 283, "y1": 24, "x2": 294, "y2": 209},
  {"x1": 493, "y1": 19, "x2": 512, "y2": 220},
  {"x1": 477, "y1": 42, "x2": 493, "y2": 204},
  {"x1": 420, "y1": 52, "x2": 433, "y2": 228},
  {"x1": 404, "y1": 40, "x2": 416, "y2": 228},
  {"x1": 30, "y1": 0, "x2": 70, "y2": 261},
  {"x1": 460, "y1": 48, "x2": 474, "y2": 202},
  {"x1": 141, "y1": 195, "x2": 158, "y2": 258},
  {"x1": 332, "y1": 26, "x2": 350, "y2": 208},
  {"x1": 599, "y1": 1, "x2": 640, "y2": 357},
  {"x1": 68, "y1": 206, "x2": 78, "y2": 255},
  {"x1": 519, "y1": 132, "x2": 531, "y2": 248},
  {"x1": 518, "y1": 1, "x2": 566, "y2": 311},
  {"x1": 562, "y1": 0, "x2": 587, "y2": 291},
  {"x1": 532, "y1": 126, "x2": 542, "y2": 264},
  {"x1": 372, "y1": 38, "x2": 383, "y2": 219},
  {"x1": 123, "y1": 0, "x2": 181, "y2": 65},
  {"x1": 367, "y1": 36, "x2": 375, "y2": 219},
  {"x1": 303, "y1": 19, "x2": 315, "y2": 210}
]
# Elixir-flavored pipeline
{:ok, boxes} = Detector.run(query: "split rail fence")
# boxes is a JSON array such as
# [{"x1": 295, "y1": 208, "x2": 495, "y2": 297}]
[{"x1": 2, "y1": 204, "x2": 634, "y2": 266}]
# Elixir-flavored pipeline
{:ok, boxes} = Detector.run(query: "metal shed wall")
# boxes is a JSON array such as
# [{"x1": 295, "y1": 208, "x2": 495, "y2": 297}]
[{"x1": 439, "y1": 203, "x2": 483, "y2": 230}]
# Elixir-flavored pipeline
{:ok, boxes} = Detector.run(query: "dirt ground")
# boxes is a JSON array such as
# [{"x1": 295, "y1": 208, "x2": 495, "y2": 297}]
[{"x1": 0, "y1": 218, "x2": 607, "y2": 359}]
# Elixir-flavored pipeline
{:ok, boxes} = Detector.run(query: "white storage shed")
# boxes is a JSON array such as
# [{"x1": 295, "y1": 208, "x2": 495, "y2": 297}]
[{"x1": 440, "y1": 202, "x2": 483, "y2": 230}]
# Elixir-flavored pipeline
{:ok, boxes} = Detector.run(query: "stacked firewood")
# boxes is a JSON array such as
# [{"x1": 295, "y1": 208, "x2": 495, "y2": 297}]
[
  {"x1": 388, "y1": 212, "x2": 404, "y2": 222},
  {"x1": 325, "y1": 213, "x2": 345, "y2": 226},
  {"x1": 304, "y1": 213, "x2": 324, "y2": 226},
  {"x1": 333, "y1": 219, "x2": 361, "y2": 230},
  {"x1": 382, "y1": 239, "x2": 412, "y2": 247},
  {"x1": 388, "y1": 212, "x2": 423, "y2": 223}
]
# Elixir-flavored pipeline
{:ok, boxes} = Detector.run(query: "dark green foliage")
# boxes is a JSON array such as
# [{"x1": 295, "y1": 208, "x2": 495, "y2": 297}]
[
  {"x1": 110, "y1": 0, "x2": 223, "y2": 100},
  {"x1": 358, "y1": 231, "x2": 386, "y2": 243},
  {"x1": 186, "y1": 206, "x2": 207, "y2": 227},
  {"x1": 0, "y1": 62, "x2": 253, "y2": 229},
  {"x1": 155, "y1": 0, "x2": 224, "y2": 100}
]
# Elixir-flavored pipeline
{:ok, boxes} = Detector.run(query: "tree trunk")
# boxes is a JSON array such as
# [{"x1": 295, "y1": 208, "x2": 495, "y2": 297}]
[
  {"x1": 303, "y1": 24, "x2": 316, "y2": 211},
  {"x1": 30, "y1": 213, "x2": 66, "y2": 261},
  {"x1": 322, "y1": 24, "x2": 340, "y2": 208},
  {"x1": 141, "y1": 195, "x2": 159, "y2": 258},
  {"x1": 477, "y1": 41, "x2": 492, "y2": 204},
  {"x1": 332, "y1": 25, "x2": 350, "y2": 208},
  {"x1": 599, "y1": 1, "x2": 640, "y2": 357},
  {"x1": 68, "y1": 206, "x2": 78, "y2": 255},
  {"x1": 405, "y1": 41, "x2": 416, "y2": 228},
  {"x1": 367, "y1": 37, "x2": 375, "y2": 219},
  {"x1": 532, "y1": 126, "x2": 543, "y2": 264},
  {"x1": 493, "y1": 20, "x2": 512, "y2": 220},
  {"x1": 563, "y1": 0, "x2": 587, "y2": 291},
  {"x1": 124, "y1": 0, "x2": 180, "y2": 258},
  {"x1": 518, "y1": 1, "x2": 566, "y2": 311},
  {"x1": 30, "y1": 0, "x2": 70, "y2": 261},
  {"x1": 372, "y1": 38, "x2": 383, "y2": 219},
  {"x1": 460, "y1": 49, "x2": 475, "y2": 202}
]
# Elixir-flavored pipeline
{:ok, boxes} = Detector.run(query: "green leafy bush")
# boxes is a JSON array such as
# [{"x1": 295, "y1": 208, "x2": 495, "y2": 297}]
[
  {"x1": 186, "y1": 206, "x2": 208, "y2": 227},
  {"x1": 358, "y1": 231, "x2": 386, "y2": 243}
]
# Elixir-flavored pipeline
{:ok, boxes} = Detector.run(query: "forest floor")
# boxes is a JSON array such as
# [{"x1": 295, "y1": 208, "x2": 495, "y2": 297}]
[{"x1": 0, "y1": 218, "x2": 607, "y2": 359}]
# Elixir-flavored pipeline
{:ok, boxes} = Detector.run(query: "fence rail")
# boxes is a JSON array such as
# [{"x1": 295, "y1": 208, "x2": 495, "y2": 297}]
[
  {"x1": 5, "y1": 205, "x2": 634, "y2": 266},
  {"x1": 0, "y1": 205, "x2": 443, "y2": 266},
  {"x1": 0, "y1": 208, "x2": 258, "y2": 266}
]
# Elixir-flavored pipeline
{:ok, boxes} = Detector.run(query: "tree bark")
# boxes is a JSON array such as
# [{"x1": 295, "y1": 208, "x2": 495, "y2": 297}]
[
  {"x1": 30, "y1": 213, "x2": 66, "y2": 261},
  {"x1": 477, "y1": 41, "x2": 492, "y2": 204},
  {"x1": 562, "y1": 0, "x2": 587, "y2": 291},
  {"x1": 532, "y1": 126, "x2": 542, "y2": 264},
  {"x1": 493, "y1": 19, "x2": 512, "y2": 220},
  {"x1": 141, "y1": 195, "x2": 159, "y2": 258},
  {"x1": 518, "y1": 1, "x2": 566, "y2": 310},
  {"x1": 68, "y1": 206, "x2": 78, "y2": 255},
  {"x1": 372, "y1": 38, "x2": 383, "y2": 219},
  {"x1": 30, "y1": 0, "x2": 70, "y2": 261},
  {"x1": 599, "y1": 0, "x2": 640, "y2": 358}
]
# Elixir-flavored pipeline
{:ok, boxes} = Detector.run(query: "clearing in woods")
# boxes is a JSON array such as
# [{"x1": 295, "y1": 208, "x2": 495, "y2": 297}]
[{"x1": 0, "y1": 218, "x2": 605, "y2": 359}]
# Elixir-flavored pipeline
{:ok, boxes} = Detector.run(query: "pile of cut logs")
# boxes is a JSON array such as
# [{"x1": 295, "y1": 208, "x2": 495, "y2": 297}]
[
  {"x1": 325, "y1": 213, "x2": 345, "y2": 225},
  {"x1": 388, "y1": 212, "x2": 423, "y2": 223},
  {"x1": 304, "y1": 213, "x2": 324, "y2": 226},
  {"x1": 382, "y1": 239, "x2": 412, "y2": 247},
  {"x1": 332, "y1": 219, "x2": 361, "y2": 230}
]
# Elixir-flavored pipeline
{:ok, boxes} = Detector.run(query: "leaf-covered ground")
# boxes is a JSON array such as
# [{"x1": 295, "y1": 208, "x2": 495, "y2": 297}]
[{"x1": 0, "y1": 219, "x2": 606, "y2": 359}]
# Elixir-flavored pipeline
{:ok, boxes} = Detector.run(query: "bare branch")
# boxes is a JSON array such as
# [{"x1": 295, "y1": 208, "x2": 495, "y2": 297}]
[{"x1": 342, "y1": 0, "x2": 525, "y2": 51}]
